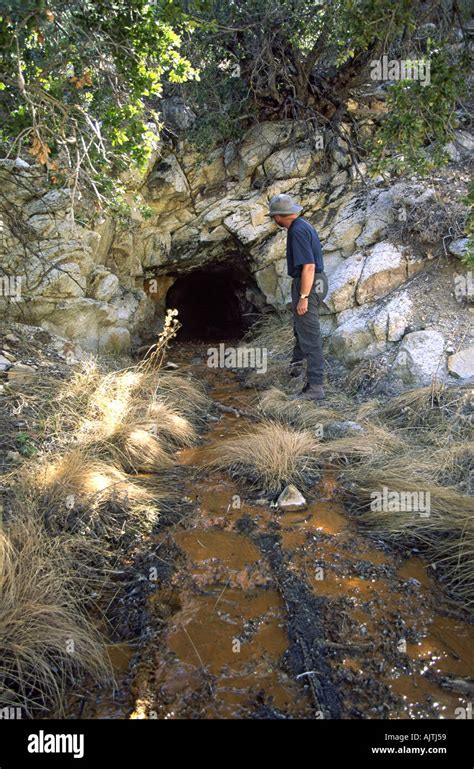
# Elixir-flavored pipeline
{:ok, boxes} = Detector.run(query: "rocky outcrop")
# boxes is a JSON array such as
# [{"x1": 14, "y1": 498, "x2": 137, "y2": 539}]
[
  {"x1": 392, "y1": 330, "x2": 447, "y2": 386},
  {"x1": 0, "y1": 160, "x2": 152, "y2": 353},
  {"x1": 1, "y1": 118, "x2": 471, "y2": 386}
]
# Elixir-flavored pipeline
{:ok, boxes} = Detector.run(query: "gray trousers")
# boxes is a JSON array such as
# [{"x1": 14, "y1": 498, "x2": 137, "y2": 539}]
[{"x1": 290, "y1": 272, "x2": 327, "y2": 386}]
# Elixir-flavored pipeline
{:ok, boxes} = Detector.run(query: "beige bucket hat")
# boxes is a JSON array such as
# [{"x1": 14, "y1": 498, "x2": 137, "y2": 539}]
[{"x1": 268, "y1": 193, "x2": 303, "y2": 216}]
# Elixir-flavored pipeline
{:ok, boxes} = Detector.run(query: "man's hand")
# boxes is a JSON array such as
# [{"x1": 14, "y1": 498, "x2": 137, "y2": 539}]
[{"x1": 297, "y1": 297, "x2": 308, "y2": 315}]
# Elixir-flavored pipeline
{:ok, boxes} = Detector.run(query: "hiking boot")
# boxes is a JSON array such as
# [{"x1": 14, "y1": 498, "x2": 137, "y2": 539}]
[
  {"x1": 291, "y1": 383, "x2": 325, "y2": 401},
  {"x1": 288, "y1": 361, "x2": 304, "y2": 378}
]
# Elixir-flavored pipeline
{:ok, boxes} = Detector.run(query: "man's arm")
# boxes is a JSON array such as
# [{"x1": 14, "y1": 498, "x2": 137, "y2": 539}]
[
  {"x1": 297, "y1": 264, "x2": 315, "y2": 315},
  {"x1": 300, "y1": 263, "x2": 315, "y2": 296}
]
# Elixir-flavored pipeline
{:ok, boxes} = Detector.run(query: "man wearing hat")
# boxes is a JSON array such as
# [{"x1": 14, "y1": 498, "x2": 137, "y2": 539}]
[{"x1": 268, "y1": 193, "x2": 328, "y2": 401}]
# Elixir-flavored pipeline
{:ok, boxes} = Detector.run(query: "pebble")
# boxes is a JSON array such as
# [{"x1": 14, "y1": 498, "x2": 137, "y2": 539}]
[
  {"x1": 276, "y1": 484, "x2": 307, "y2": 512},
  {"x1": 0, "y1": 354, "x2": 13, "y2": 371},
  {"x1": 6, "y1": 451, "x2": 21, "y2": 463}
]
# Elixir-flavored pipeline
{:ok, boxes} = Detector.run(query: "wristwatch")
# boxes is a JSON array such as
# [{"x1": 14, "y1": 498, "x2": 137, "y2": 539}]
[{"x1": 300, "y1": 293, "x2": 309, "y2": 299}]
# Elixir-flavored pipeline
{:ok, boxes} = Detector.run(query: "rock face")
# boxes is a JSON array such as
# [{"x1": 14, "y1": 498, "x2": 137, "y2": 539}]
[
  {"x1": 0, "y1": 160, "x2": 149, "y2": 354},
  {"x1": 355, "y1": 242, "x2": 407, "y2": 304},
  {"x1": 0, "y1": 120, "x2": 471, "y2": 383},
  {"x1": 449, "y1": 238, "x2": 469, "y2": 260},
  {"x1": 392, "y1": 330, "x2": 446, "y2": 386}
]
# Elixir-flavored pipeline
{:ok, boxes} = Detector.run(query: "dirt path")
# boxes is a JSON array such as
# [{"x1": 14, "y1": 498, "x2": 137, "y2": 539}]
[{"x1": 67, "y1": 342, "x2": 474, "y2": 720}]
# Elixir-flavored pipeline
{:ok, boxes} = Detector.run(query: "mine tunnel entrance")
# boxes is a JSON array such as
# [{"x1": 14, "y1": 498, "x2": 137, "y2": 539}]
[{"x1": 165, "y1": 263, "x2": 264, "y2": 341}]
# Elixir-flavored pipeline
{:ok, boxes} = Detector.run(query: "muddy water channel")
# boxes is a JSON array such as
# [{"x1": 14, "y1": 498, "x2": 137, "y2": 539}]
[{"x1": 75, "y1": 343, "x2": 474, "y2": 720}]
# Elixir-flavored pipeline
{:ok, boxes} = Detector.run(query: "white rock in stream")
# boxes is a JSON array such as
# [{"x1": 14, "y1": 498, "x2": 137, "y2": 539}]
[{"x1": 276, "y1": 484, "x2": 307, "y2": 512}]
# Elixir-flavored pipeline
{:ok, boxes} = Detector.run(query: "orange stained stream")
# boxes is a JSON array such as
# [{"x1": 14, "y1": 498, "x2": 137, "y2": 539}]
[
  {"x1": 130, "y1": 345, "x2": 474, "y2": 720},
  {"x1": 68, "y1": 343, "x2": 473, "y2": 720}
]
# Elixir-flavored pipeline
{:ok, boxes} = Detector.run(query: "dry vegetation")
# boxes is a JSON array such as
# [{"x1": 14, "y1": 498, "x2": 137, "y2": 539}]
[
  {"x1": 0, "y1": 517, "x2": 111, "y2": 715},
  {"x1": 1, "y1": 323, "x2": 210, "y2": 715},
  {"x1": 1, "y1": 311, "x2": 472, "y2": 714},
  {"x1": 204, "y1": 421, "x2": 321, "y2": 493},
  {"x1": 236, "y1": 314, "x2": 474, "y2": 610}
]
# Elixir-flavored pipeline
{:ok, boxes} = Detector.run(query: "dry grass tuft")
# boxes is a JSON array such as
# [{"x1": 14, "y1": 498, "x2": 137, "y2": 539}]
[
  {"x1": 257, "y1": 387, "x2": 338, "y2": 431},
  {"x1": 0, "y1": 319, "x2": 205, "y2": 714},
  {"x1": 96, "y1": 426, "x2": 175, "y2": 474},
  {"x1": 152, "y1": 372, "x2": 211, "y2": 427},
  {"x1": 362, "y1": 383, "x2": 472, "y2": 436},
  {"x1": 203, "y1": 421, "x2": 321, "y2": 493},
  {"x1": 244, "y1": 311, "x2": 294, "y2": 358},
  {"x1": 341, "y1": 462, "x2": 474, "y2": 606},
  {"x1": 15, "y1": 451, "x2": 164, "y2": 541},
  {"x1": 432, "y1": 442, "x2": 474, "y2": 491},
  {"x1": 137, "y1": 401, "x2": 197, "y2": 447},
  {"x1": 45, "y1": 361, "x2": 208, "y2": 453},
  {"x1": 0, "y1": 517, "x2": 111, "y2": 715}
]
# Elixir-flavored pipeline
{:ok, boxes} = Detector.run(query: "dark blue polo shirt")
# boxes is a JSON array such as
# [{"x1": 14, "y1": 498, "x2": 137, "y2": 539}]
[{"x1": 286, "y1": 217, "x2": 324, "y2": 278}]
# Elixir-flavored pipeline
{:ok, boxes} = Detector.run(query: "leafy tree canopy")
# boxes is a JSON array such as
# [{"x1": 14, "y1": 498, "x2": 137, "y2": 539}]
[
  {"x1": 0, "y1": 0, "x2": 472, "y2": 217},
  {"x1": 0, "y1": 0, "x2": 201, "y2": 213},
  {"x1": 178, "y1": 0, "x2": 471, "y2": 177}
]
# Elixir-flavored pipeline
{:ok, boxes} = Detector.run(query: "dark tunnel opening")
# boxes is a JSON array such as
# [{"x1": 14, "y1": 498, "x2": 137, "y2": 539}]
[{"x1": 165, "y1": 265, "x2": 263, "y2": 341}]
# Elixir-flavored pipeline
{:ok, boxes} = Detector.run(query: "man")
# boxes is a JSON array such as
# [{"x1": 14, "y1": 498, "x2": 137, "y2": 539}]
[{"x1": 269, "y1": 193, "x2": 328, "y2": 401}]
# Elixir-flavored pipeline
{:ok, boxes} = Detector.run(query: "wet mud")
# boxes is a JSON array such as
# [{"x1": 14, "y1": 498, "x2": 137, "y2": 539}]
[{"x1": 63, "y1": 342, "x2": 474, "y2": 720}]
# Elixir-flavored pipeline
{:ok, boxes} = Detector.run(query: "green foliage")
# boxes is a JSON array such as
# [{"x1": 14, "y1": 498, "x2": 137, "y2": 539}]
[
  {"x1": 179, "y1": 0, "x2": 471, "y2": 179},
  {"x1": 0, "y1": 0, "x2": 198, "y2": 212},
  {"x1": 462, "y1": 181, "x2": 474, "y2": 267},
  {"x1": 16, "y1": 432, "x2": 39, "y2": 458},
  {"x1": 185, "y1": 67, "x2": 253, "y2": 150},
  {"x1": 369, "y1": 44, "x2": 470, "y2": 176},
  {"x1": 0, "y1": 0, "x2": 471, "y2": 208},
  {"x1": 332, "y1": 0, "x2": 417, "y2": 65}
]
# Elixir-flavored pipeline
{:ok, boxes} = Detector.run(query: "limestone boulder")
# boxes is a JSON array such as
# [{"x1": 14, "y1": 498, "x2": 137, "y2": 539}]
[
  {"x1": 324, "y1": 194, "x2": 365, "y2": 256},
  {"x1": 448, "y1": 347, "x2": 474, "y2": 380},
  {"x1": 0, "y1": 159, "x2": 45, "y2": 200},
  {"x1": 141, "y1": 228, "x2": 172, "y2": 269},
  {"x1": 88, "y1": 267, "x2": 120, "y2": 302},
  {"x1": 276, "y1": 484, "x2": 307, "y2": 512},
  {"x1": 448, "y1": 238, "x2": 469, "y2": 260},
  {"x1": 109, "y1": 287, "x2": 148, "y2": 330},
  {"x1": 370, "y1": 292, "x2": 412, "y2": 343},
  {"x1": 35, "y1": 262, "x2": 87, "y2": 298},
  {"x1": 329, "y1": 305, "x2": 384, "y2": 364},
  {"x1": 254, "y1": 260, "x2": 292, "y2": 306},
  {"x1": 91, "y1": 216, "x2": 116, "y2": 265},
  {"x1": 184, "y1": 148, "x2": 225, "y2": 194},
  {"x1": 392, "y1": 330, "x2": 446, "y2": 385},
  {"x1": 24, "y1": 188, "x2": 71, "y2": 217},
  {"x1": 25, "y1": 213, "x2": 57, "y2": 237},
  {"x1": 146, "y1": 154, "x2": 191, "y2": 212},
  {"x1": 323, "y1": 252, "x2": 346, "y2": 277},
  {"x1": 355, "y1": 189, "x2": 394, "y2": 248},
  {"x1": 356, "y1": 242, "x2": 407, "y2": 305},
  {"x1": 37, "y1": 298, "x2": 122, "y2": 353},
  {"x1": 252, "y1": 230, "x2": 286, "y2": 270},
  {"x1": 322, "y1": 251, "x2": 365, "y2": 313},
  {"x1": 263, "y1": 143, "x2": 313, "y2": 179},
  {"x1": 228, "y1": 121, "x2": 307, "y2": 179},
  {"x1": 223, "y1": 201, "x2": 275, "y2": 246},
  {"x1": 98, "y1": 326, "x2": 131, "y2": 354}
]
